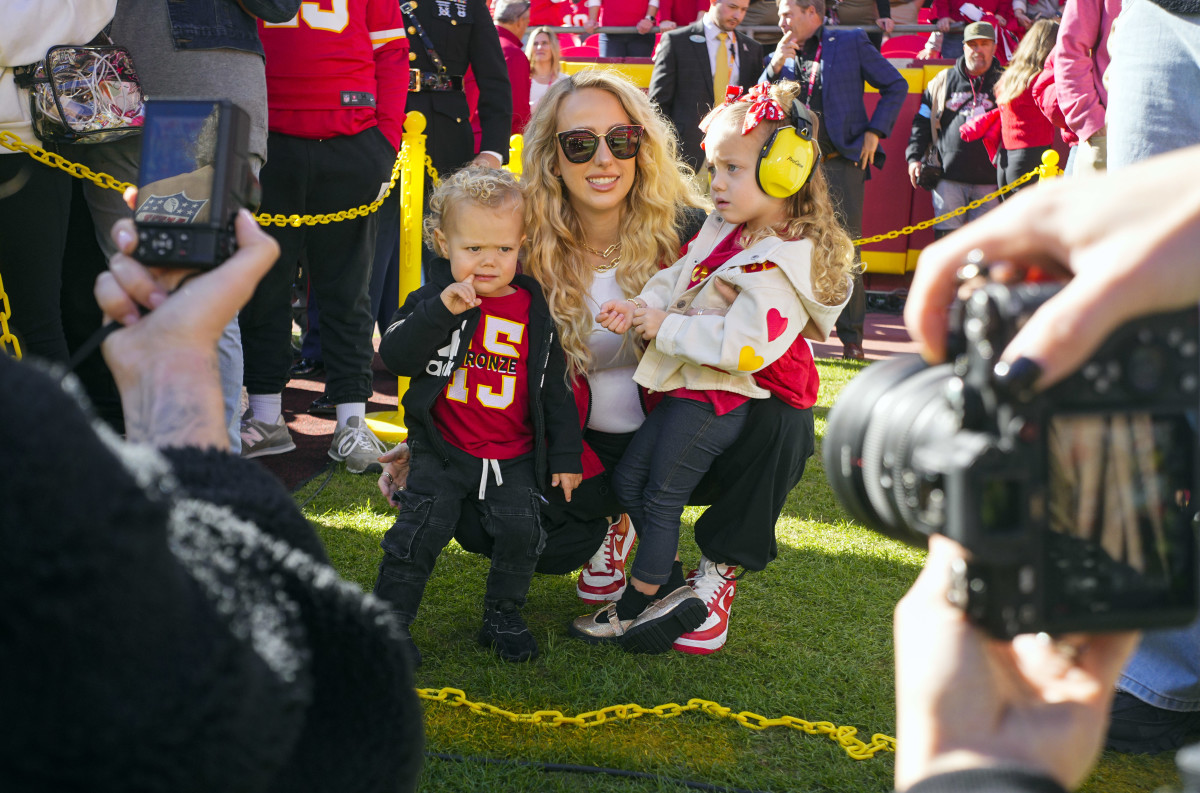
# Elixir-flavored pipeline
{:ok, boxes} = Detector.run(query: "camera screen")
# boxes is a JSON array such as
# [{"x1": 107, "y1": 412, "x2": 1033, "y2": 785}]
[
  {"x1": 135, "y1": 101, "x2": 221, "y2": 225},
  {"x1": 1045, "y1": 412, "x2": 1197, "y2": 616}
]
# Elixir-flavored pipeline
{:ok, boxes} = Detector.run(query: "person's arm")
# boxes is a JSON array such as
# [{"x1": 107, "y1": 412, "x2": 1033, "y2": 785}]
[
  {"x1": 368, "y1": 0, "x2": 410, "y2": 150},
  {"x1": 469, "y1": 0, "x2": 515, "y2": 162},
  {"x1": 648, "y1": 266, "x2": 812, "y2": 370},
  {"x1": 874, "y1": 0, "x2": 895, "y2": 33},
  {"x1": 637, "y1": 0, "x2": 661, "y2": 34},
  {"x1": 507, "y1": 48, "x2": 532, "y2": 135},
  {"x1": 378, "y1": 285, "x2": 468, "y2": 377},
  {"x1": 858, "y1": 34, "x2": 908, "y2": 168},
  {"x1": 905, "y1": 87, "x2": 935, "y2": 186},
  {"x1": 894, "y1": 536, "x2": 1139, "y2": 792},
  {"x1": 903, "y1": 144, "x2": 1200, "y2": 387},
  {"x1": 1053, "y1": 2, "x2": 1106, "y2": 143},
  {"x1": 2, "y1": 0, "x2": 116, "y2": 66},
  {"x1": 541, "y1": 317, "x2": 584, "y2": 495},
  {"x1": 94, "y1": 210, "x2": 278, "y2": 450},
  {"x1": 647, "y1": 29, "x2": 678, "y2": 111},
  {"x1": 236, "y1": 0, "x2": 301, "y2": 24}
]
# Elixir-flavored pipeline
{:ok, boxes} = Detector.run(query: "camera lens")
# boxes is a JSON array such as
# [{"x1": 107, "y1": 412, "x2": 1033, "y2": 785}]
[{"x1": 823, "y1": 355, "x2": 960, "y2": 545}]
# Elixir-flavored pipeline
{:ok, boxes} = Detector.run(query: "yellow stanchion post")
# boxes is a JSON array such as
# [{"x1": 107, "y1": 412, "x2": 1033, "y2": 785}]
[
  {"x1": 1037, "y1": 148, "x2": 1062, "y2": 181},
  {"x1": 506, "y1": 134, "x2": 524, "y2": 177},
  {"x1": 366, "y1": 112, "x2": 429, "y2": 444}
]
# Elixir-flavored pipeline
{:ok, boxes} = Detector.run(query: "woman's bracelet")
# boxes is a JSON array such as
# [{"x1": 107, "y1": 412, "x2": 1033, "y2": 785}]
[{"x1": 626, "y1": 297, "x2": 645, "y2": 310}]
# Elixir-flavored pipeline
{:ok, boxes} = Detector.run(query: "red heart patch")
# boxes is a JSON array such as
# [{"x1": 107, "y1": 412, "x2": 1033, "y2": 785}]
[{"x1": 766, "y1": 308, "x2": 788, "y2": 342}]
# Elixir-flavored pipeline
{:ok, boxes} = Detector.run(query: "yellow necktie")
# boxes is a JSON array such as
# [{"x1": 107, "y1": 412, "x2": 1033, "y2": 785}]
[{"x1": 714, "y1": 32, "x2": 732, "y2": 104}]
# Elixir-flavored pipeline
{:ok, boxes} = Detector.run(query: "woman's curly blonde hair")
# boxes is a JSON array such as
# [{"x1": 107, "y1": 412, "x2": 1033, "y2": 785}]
[
  {"x1": 700, "y1": 81, "x2": 855, "y2": 306},
  {"x1": 520, "y1": 70, "x2": 707, "y2": 380},
  {"x1": 422, "y1": 166, "x2": 524, "y2": 256}
]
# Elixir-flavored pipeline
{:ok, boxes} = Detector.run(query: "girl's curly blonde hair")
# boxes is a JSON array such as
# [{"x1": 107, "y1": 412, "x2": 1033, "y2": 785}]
[
  {"x1": 700, "y1": 81, "x2": 856, "y2": 306},
  {"x1": 520, "y1": 70, "x2": 707, "y2": 380},
  {"x1": 422, "y1": 166, "x2": 524, "y2": 256}
]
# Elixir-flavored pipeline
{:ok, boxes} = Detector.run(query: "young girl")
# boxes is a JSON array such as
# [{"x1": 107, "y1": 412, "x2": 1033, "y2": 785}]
[
  {"x1": 525, "y1": 26, "x2": 567, "y2": 113},
  {"x1": 569, "y1": 81, "x2": 854, "y2": 654}
]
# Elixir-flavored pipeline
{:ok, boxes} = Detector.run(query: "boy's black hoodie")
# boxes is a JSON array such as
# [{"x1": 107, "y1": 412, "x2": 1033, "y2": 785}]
[{"x1": 378, "y1": 258, "x2": 582, "y2": 487}]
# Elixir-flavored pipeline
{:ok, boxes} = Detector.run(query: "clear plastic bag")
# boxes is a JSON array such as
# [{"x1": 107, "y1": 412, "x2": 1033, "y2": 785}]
[{"x1": 18, "y1": 45, "x2": 144, "y2": 144}]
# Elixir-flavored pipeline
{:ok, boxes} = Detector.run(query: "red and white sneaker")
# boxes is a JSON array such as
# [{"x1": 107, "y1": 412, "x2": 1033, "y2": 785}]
[
  {"x1": 576, "y1": 514, "x2": 637, "y2": 604},
  {"x1": 672, "y1": 556, "x2": 738, "y2": 655}
]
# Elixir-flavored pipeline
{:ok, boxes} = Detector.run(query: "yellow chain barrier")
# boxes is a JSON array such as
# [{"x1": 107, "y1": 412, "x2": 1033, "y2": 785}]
[
  {"x1": 416, "y1": 687, "x2": 896, "y2": 761},
  {"x1": 0, "y1": 130, "x2": 405, "y2": 228},
  {"x1": 852, "y1": 150, "x2": 1063, "y2": 247},
  {"x1": 0, "y1": 270, "x2": 21, "y2": 360}
]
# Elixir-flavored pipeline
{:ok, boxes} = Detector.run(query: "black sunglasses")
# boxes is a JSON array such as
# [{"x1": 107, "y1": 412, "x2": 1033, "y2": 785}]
[{"x1": 556, "y1": 125, "x2": 644, "y2": 164}]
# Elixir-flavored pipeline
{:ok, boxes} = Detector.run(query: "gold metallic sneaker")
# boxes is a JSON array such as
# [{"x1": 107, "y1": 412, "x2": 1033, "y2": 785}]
[{"x1": 568, "y1": 602, "x2": 633, "y2": 644}]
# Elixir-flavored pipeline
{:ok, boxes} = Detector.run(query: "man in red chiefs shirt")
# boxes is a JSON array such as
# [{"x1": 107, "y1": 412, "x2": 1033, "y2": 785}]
[{"x1": 238, "y1": 0, "x2": 408, "y2": 472}]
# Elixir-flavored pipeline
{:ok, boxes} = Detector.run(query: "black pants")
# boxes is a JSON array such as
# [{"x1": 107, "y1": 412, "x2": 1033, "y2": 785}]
[
  {"x1": 240, "y1": 129, "x2": 392, "y2": 401},
  {"x1": 823, "y1": 157, "x2": 867, "y2": 347},
  {"x1": 0, "y1": 155, "x2": 72, "y2": 362},
  {"x1": 455, "y1": 397, "x2": 816, "y2": 574},
  {"x1": 998, "y1": 145, "x2": 1050, "y2": 202},
  {"x1": 374, "y1": 434, "x2": 545, "y2": 626}
]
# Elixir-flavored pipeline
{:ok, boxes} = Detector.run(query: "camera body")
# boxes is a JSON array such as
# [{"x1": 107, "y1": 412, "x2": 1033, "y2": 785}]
[
  {"x1": 825, "y1": 282, "x2": 1200, "y2": 637},
  {"x1": 134, "y1": 98, "x2": 258, "y2": 269}
]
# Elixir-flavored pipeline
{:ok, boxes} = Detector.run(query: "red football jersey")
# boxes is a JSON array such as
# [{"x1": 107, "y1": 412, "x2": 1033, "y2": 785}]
[
  {"x1": 258, "y1": 0, "x2": 409, "y2": 147},
  {"x1": 431, "y1": 288, "x2": 534, "y2": 459}
]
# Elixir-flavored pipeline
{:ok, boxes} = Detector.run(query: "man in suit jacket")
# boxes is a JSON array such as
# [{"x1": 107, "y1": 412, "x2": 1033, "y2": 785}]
[
  {"x1": 649, "y1": 0, "x2": 764, "y2": 174},
  {"x1": 762, "y1": 0, "x2": 906, "y2": 360},
  {"x1": 494, "y1": 0, "x2": 533, "y2": 135}
]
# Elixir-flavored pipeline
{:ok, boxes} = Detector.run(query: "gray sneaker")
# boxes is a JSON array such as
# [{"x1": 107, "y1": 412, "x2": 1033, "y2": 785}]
[
  {"x1": 239, "y1": 411, "x2": 296, "y2": 459},
  {"x1": 329, "y1": 415, "x2": 386, "y2": 474}
]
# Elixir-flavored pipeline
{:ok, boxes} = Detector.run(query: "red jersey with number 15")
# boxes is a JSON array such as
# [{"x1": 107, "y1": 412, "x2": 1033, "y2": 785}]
[{"x1": 431, "y1": 288, "x2": 534, "y2": 459}]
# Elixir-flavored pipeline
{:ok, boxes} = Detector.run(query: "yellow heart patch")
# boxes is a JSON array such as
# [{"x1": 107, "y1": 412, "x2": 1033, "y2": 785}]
[{"x1": 737, "y1": 346, "x2": 764, "y2": 371}]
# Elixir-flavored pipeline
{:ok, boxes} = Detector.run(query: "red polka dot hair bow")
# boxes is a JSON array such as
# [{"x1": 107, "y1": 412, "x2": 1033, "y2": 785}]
[{"x1": 740, "y1": 83, "x2": 785, "y2": 135}]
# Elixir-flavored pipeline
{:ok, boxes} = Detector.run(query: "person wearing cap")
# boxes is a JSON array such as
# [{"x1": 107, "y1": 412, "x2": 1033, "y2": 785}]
[
  {"x1": 494, "y1": 0, "x2": 533, "y2": 135},
  {"x1": 906, "y1": 21, "x2": 1002, "y2": 241}
]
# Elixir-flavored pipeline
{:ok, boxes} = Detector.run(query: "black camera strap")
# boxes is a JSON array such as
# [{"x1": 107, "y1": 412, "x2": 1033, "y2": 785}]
[{"x1": 399, "y1": 2, "x2": 448, "y2": 75}]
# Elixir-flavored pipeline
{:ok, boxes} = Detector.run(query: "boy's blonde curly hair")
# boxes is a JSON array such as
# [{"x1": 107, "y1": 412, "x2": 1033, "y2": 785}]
[
  {"x1": 701, "y1": 81, "x2": 856, "y2": 307},
  {"x1": 422, "y1": 166, "x2": 525, "y2": 256}
]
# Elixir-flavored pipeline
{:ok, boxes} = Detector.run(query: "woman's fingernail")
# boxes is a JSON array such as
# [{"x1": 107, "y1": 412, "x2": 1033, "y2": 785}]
[
  {"x1": 116, "y1": 226, "x2": 136, "y2": 251},
  {"x1": 994, "y1": 356, "x2": 1042, "y2": 392}
]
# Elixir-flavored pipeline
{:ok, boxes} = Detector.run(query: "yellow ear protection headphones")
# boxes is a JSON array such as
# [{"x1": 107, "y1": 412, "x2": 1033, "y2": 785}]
[{"x1": 755, "y1": 101, "x2": 818, "y2": 199}]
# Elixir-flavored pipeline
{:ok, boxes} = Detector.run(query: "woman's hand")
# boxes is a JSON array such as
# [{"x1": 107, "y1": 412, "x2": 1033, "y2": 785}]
[
  {"x1": 552, "y1": 472, "x2": 582, "y2": 502},
  {"x1": 903, "y1": 144, "x2": 1200, "y2": 388},
  {"x1": 94, "y1": 209, "x2": 279, "y2": 449},
  {"x1": 596, "y1": 299, "x2": 634, "y2": 333},
  {"x1": 377, "y1": 443, "x2": 412, "y2": 506},
  {"x1": 894, "y1": 536, "x2": 1139, "y2": 791},
  {"x1": 631, "y1": 305, "x2": 667, "y2": 340}
]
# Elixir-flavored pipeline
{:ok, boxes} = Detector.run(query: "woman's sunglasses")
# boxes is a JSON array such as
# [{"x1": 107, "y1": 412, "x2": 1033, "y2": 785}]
[{"x1": 556, "y1": 125, "x2": 644, "y2": 164}]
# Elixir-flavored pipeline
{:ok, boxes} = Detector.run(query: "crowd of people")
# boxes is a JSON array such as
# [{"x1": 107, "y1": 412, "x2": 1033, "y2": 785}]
[{"x1": 3, "y1": 0, "x2": 1200, "y2": 789}]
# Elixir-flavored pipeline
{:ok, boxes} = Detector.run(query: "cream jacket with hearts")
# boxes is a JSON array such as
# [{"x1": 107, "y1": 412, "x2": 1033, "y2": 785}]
[{"x1": 632, "y1": 213, "x2": 851, "y2": 399}]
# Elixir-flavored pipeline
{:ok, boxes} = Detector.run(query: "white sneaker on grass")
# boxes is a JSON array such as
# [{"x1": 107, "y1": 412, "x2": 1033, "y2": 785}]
[
  {"x1": 329, "y1": 415, "x2": 386, "y2": 474},
  {"x1": 239, "y1": 411, "x2": 296, "y2": 459}
]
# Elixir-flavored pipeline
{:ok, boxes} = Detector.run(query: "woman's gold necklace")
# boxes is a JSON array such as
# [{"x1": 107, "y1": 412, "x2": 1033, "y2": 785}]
[{"x1": 582, "y1": 241, "x2": 622, "y2": 272}]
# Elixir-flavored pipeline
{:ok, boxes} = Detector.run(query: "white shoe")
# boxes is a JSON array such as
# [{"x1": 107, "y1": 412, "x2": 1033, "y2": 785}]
[
  {"x1": 328, "y1": 415, "x2": 386, "y2": 474},
  {"x1": 673, "y1": 556, "x2": 738, "y2": 655},
  {"x1": 577, "y1": 514, "x2": 637, "y2": 604}
]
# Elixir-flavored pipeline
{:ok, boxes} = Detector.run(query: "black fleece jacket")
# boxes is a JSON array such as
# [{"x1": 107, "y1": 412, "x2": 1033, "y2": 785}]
[{"x1": 379, "y1": 259, "x2": 582, "y2": 486}]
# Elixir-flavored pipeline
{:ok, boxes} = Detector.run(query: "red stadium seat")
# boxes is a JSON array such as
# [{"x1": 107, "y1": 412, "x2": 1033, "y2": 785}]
[
  {"x1": 561, "y1": 44, "x2": 601, "y2": 57},
  {"x1": 882, "y1": 34, "x2": 927, "y2": 59}
]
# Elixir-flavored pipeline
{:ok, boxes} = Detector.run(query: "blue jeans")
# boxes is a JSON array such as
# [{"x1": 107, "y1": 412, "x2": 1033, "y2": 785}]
[
  {"x1": 1106, "y1": 0, "x2": 1200, "y2": 171},
  {"x1": 598, "y1": 32, "x2": 655, "y2": 57},
  {"x1": 612, "y1": 396, "x2": 749, "y2": 586},
  {"x1": 1119, "y1": 617, "x2": 1200, "y2": 712},
  {"x1": 931, "y1": 179, "x2": 995, "y2": 231}
]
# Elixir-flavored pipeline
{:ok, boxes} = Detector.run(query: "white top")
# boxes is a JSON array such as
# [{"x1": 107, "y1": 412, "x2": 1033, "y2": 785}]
[
  {"x1": 529, "y1": 72, "x2": 566, "y2": 113},
  {"x1": 703, "y1": 17, "x2": 739, "y2": 76},
  {"x1": 584, "y1": 268, "x2": 644, "y2": 434}
]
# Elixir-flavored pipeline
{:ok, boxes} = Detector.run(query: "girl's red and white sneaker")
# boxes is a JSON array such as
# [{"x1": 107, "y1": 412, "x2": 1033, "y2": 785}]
[
  {"x1": 672, "y1": 556, "x2": 738, "y2": 655},
  {"x1": 576, "y1": 514, "x2": 637, "y2": 604}
]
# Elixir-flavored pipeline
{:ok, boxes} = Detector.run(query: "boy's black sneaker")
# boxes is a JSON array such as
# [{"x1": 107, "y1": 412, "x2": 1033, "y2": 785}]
[{"x1": 478, "y1": 601, "x2": 539, "y2": 662}]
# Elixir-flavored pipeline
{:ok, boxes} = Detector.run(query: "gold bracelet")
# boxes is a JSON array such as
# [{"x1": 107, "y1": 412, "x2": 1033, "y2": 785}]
[{"x1": 626, "y1": 298, "x2": 645, "y2": 309}]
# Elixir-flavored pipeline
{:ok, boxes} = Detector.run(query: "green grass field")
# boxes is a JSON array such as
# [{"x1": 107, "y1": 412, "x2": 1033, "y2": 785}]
[{"x1": 296, "y1": 358, "x2": 1178, "y2": 792}]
